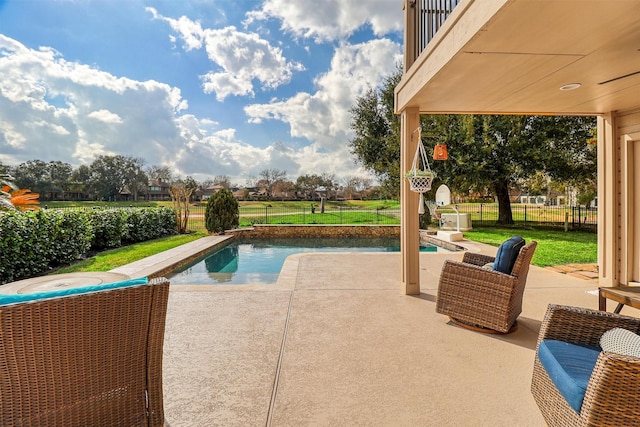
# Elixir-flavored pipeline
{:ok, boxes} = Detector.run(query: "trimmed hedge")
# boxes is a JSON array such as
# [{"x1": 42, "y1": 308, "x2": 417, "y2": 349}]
[{"x1": 0, "y1": 207, "x2": 177, "y2": 285}]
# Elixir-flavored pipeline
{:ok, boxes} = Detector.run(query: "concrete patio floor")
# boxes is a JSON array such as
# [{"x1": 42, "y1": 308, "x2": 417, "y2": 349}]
[{"x1": 114, "y1": 237, "x2": 619, "y2": 426}]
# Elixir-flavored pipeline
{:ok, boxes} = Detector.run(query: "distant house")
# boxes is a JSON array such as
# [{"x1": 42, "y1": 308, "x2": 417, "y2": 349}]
[
  {"x1": 145, "y1": 180, "x2": 171, "y2": 201},
  {"x1": 197, "y1": 185, "x2": 225, "y2": 201},
  {"x1": 198, "y1": 185, "x2": 252, "y2": 201}
]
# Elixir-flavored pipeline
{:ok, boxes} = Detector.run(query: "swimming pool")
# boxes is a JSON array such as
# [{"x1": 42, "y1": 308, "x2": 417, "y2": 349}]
[{"x1": 168, "y1": 237, "x2": 442, "y2": 285}]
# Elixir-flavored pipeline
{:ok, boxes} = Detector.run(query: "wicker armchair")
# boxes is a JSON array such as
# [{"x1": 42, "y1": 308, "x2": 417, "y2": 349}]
[
  {"x1": 436, "y1": 241, "x2": 537, "y2": 333},
  {"x1": 532, "y1": 304, "x2": 640, "y2": 426},
  {"x1": 0, "y1": 277, "x2": 170, "y2": 427}
]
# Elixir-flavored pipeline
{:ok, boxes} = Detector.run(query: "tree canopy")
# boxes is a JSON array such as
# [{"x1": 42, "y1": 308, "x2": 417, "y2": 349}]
[
  {"x1": 88, "y1": 155, "x2": 147, "y2": 201},
  {"x1": 349, "y1": 69, "x2": 597, "y2": 224},
  {"x1": 348, "y1": 70, "x2": 402, "y2": 199}
]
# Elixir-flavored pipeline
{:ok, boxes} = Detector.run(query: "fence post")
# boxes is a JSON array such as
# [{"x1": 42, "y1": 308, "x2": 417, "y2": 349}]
[
  {"x1": 564, "y1": 211, "x2": 569, "y2": 232},
  {"x1": 524, "y1": 204, "x2": 527, "y2": 223},
  {"x1": 479, "y1": 204, "x2": 483, "y2": 223},
  {"x1": 578, "y1": 206, "x2": 582, "y2": 227},
  {"x1": 265, "y1": 206, "x2": 268, "y2": 224},
  {"x1": 340, "y1": 206, "x2": 343, "y2": 224}
]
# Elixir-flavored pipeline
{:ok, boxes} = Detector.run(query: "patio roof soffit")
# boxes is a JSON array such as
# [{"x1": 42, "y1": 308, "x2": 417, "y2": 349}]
[{"x1": 395, "y1": 0, "x2": 640, "y2": 116}]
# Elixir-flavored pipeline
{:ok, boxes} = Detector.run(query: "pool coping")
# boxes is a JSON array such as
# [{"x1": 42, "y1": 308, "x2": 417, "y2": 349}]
[{"x1": 109, "y1": 235, "x2": 234, "y2": 280}]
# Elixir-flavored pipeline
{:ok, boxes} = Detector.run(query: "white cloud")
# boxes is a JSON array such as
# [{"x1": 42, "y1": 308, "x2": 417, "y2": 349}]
[
  {"x1": 0, "y1": 34, "x2": 358, "y2": 183},
  {"x1": 244, "y1": 39, "x2": 402, "y2": 151},
  {"x1": 0, "y1": 34, "x2": 188, "y2": 167},
  {"x1": 87, "y1": 109, "x2": 122, "y2": 124},
  {"x1": 146, "y1": 7, "x2": 205, "y2": 50},
  {"x1": 246, "y1": 0, "x2": 403, "y2": 42},
  {"x1": 148, "y1": 9, "x2": 304, "y2": 101},
  {"x1": 201, "y1": 71, "x2": 254, "y2": 100}
]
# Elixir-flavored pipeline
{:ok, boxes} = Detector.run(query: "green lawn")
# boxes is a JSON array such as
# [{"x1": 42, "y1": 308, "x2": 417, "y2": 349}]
[
  {"x1": 245, "y1": 211, "x2": 400, "y2": 225},
  {"x1": 41, "y1": 199, "x2": 401, "y2": 210},
  {"x1": 54, "y1": 231, "x2": 207, "y2": 274},
  {"x1": 463, "y1": 227, "x2": 597, "y2": 267}
]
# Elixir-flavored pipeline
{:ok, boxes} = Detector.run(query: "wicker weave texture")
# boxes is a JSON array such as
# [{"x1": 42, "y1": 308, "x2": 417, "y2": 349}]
[
  {"x1": 436, "y1": 242, "x2": 537, "y2": 333},
  {"x1": 532, "y1": 304, "x2": 640, "y2": 426},
  {"x1": 0, "y1": 277, "x2": 169, "y2": 427}
]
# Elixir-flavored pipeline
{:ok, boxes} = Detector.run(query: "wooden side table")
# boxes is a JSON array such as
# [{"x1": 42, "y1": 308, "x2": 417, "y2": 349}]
[{"x1": 599, "y1": 286, "x2": 640, "y2": 313}]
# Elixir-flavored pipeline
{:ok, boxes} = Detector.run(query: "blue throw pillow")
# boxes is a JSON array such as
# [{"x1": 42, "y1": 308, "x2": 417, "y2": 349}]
[
  {"x1": 493, "y1": 236, "x2": 525, "y2": 274},
  {"x1": 0, "y1": 277, "x2": 149, "y2": 306}
]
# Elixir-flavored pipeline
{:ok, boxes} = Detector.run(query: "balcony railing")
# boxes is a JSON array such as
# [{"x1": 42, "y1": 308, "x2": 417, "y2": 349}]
[{"x1": 408, "y1": 0, "x2": 461, "y2": 65}]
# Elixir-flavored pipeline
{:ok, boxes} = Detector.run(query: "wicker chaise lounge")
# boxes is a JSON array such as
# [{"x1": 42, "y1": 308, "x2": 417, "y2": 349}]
[
  {"x1": 0, "y1": 277, "x2": 170, "y2": 427},
  {"x1": 436, "y1": 240, "x2": 537, "y2": 333},
  {"x1": 532, "y1": 304, "x2": 640, "y2": 426}
]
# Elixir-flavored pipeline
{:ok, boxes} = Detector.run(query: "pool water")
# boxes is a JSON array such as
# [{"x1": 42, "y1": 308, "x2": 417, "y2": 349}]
[{"x1": 168, "y1": 237, "x2": 441, "y2": 285}]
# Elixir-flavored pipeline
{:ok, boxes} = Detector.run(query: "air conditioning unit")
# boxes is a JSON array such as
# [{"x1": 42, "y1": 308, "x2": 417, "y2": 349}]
[{"x1": 440, "y1": 213, "x2": 472, "y2": 231}]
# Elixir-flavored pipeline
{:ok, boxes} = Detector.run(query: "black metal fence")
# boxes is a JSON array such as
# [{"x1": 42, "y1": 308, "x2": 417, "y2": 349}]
[
  {"x1": 185, "y1": 205, "x2": 402, "y2": 231},
  {"x1": 186, "y1": 203, "x2": 596, "y2": 232},
  {"x1": 441, "y1": 204, "x2": 597, "y2": 230},
  {"x1": 46, "y1": 203, "x2": 596, "y2": 232}
]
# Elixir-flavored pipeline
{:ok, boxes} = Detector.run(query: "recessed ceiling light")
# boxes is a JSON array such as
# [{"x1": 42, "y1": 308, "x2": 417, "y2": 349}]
[{"x1": 560, "y1": 83, "x2": 581, "y2": 91}]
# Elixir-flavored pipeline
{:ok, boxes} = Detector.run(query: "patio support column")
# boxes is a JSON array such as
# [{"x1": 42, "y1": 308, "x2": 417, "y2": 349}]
[
  {"x1": 400, "y1": 107, "x2": 421, "y2": 295},
  {"x1": 597, "y1": 114, "x2": 619, "y2": 286}
]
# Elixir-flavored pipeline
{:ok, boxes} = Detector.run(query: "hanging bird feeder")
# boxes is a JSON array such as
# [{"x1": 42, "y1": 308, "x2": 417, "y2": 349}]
[
  {"x1": 405, "y1": 127, "x2": 436, "y2": 214},
  {"x1": 433, "y1": 143, "x2": 448, "y2": 160}
]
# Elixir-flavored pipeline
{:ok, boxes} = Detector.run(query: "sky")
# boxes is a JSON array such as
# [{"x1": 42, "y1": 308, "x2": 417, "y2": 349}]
[{"x1": 0, "y1": 0, "x2": 404, "y2": 185}]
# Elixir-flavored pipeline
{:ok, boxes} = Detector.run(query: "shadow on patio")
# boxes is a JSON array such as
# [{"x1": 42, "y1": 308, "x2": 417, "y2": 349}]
[{"x1": 161, "y1": 241, "x2": 608, "y2": 426}]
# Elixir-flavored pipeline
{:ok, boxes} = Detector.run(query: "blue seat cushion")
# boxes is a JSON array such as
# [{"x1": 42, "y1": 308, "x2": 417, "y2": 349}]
[
  {"x1": 0, "y1": 277, "x2": 149, "y2": 306},
  {"x1": 538, "y1": 339, "x2": 601, "y2": 413},
  {"x1": 493, "y1": 236, "x2": 525, "y2": 274}
]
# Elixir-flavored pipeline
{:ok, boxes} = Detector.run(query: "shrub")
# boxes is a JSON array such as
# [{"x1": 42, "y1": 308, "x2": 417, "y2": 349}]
[
  {"x1": 205, "y1": 189, "x2": 239, "y2": 234},
  {"x1": 90, "y1": 209, "x2": 126, "y2": 249},
  {"x1": 0, "y1": 207, "x2": 177, "y2": 284},
  {"x1": 419, "y1": 213, "x2": 433, "y2": 229},
  {"x1": 0, "y1": 209, "x2": 93, "y2": 284},
  {"x1": 124, "y1": 207, "x2": 177, "y2": 243},
  {"x1": 47, "y1": 209, "x2": 93, "y2": 266}
]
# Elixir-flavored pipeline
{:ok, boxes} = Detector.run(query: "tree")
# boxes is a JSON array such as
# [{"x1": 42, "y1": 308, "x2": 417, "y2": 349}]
[
  {"x1": 258, "y1": 168, "x2": 287, "y2": 199},
  {"x1": 71, "y1": 165, "x2": 91, "y2": 183},
  {"x1": 319, "y1": 172, "x2": 338, "y2": 200},
  {"x1": 122, "y1": 157, "x2": 148, "y2": 201},
  {"x1": 349, "y1": 69, "x2": 402, "y2": 197},
  {"x1": 349, "y1": 68, "x2": 596, "y2": 224},
  {"x1": 245, "y1": 175, "x2": 257, "y2": 188},
  {"x1": 295, "y1": 174, "x2": 322, "y2": 199},
  {"x1": 147, "y1": 165, "x2": 173, "y2": 182},
  {"x1": 48, "y1": 161, "x2": 73, "y2": 198},
  {"x1": 205, "y1": 189, "x2": 239, "y2": 234},
  {"x1": 88, "y1": 155, "x2": 147, "y2": 201},
  {"x1": 428, "y1": 114, "x2": 595, "y2": 223},
  {"x1": 169, "y1": 180, "x2": 194, "y2": 234},
  {"x1": 10, "y1": 160, "x2": 72, "y2": 201},
  {"x1": 212, "y1": 175, "x2": 231, "y2": 189},
  {"x1": 342, "y1": 175, "x2": 372, "y2": 200},
  {"x1": 273, "y1": 180, "x2": 296, "y2": 200},
  {"x1": 182, "y1": 176, "x2": 199, "y2": 192}
]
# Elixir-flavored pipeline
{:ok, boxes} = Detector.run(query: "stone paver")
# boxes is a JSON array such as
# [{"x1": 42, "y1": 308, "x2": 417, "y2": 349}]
[{"x1": 546, "y1": 263, "x2": 599, "y2": 281}]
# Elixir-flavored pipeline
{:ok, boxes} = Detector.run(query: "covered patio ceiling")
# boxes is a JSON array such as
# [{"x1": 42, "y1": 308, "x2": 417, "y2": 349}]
[{"x1": 395, "y1": 0, "x2": 640, "y2": 116}]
